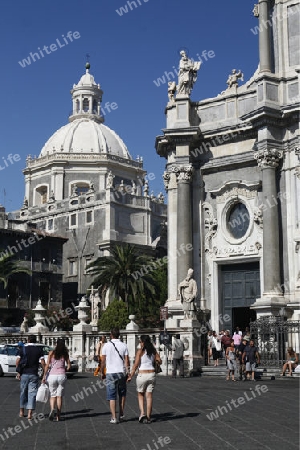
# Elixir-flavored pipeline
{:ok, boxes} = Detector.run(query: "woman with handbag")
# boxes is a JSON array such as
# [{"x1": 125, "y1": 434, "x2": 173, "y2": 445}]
[
  {"x1": 42, "y1": 339, "x2": 71, "y2": 421},
  {"x1": 130, "y1": 335, "x2": 162, "y2": 424}
]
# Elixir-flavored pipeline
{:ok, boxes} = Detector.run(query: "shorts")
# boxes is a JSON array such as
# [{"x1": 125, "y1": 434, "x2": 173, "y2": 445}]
[
  {"x1": 106, "y1": 373, "x2": 127, "y2": 401},
  {"x1": 136, "y1": 372, "x2": 156, "y2": 393},
  {"x1": 246, "y1": 362, "x2": 256, "y2": 372},
  {"x1": 47, "y1": 374, "x2": 67, "y2": 397},
  {"x1": 227, "y1": 360, "x2": 237, "y2": 371}
]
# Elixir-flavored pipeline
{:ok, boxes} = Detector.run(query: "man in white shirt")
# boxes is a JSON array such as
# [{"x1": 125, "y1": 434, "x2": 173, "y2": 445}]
[{"x1": 101, "y1": 327, "x2": 131, "y2": 423}]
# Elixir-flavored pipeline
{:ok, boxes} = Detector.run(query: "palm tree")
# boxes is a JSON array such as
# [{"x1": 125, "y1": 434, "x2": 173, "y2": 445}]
[
  {"x1": 86, "y1": 244, "x2": 158, "y2": 313},
  {"x1": 0, "y1": 252, "x2": 31, "y2": 289}
]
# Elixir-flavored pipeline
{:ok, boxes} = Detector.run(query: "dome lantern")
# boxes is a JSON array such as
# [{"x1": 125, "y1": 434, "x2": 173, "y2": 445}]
[{"x1": 69, "y1": 63, "x2": 104, "y2": 124}]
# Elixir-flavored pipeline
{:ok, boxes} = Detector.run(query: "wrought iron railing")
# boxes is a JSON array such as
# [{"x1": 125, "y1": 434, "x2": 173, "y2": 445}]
[{"x1": 250, "y1": 317, "x2": 300, "y2": 367}]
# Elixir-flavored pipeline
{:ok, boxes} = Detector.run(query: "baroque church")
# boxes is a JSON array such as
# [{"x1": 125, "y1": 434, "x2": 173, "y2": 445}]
[
  {"x1": 7, "y1": 63, "x2": 167, "y2": 311},
  {"x1": 156, "y1": 0, "x2": 300, "y2": 332}
]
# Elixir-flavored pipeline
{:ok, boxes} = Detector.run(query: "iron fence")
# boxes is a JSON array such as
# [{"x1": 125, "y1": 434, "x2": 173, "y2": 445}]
[{"x1": 250, "y1": 317, "x2": 300, "y2": 367}]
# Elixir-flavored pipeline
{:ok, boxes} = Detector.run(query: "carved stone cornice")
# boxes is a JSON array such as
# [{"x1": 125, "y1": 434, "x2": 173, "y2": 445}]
[
  {"x1": 170, "y1": 164, "x2": 194, "y2": 183},
  {"x1": 254, "y1": 149, "x2": 283, "y2": 168}
]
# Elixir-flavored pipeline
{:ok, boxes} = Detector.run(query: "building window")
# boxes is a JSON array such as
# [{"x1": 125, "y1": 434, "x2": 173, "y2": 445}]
[
  {"x1": 83, "y1": 98, "x2": 89, "y2": 112},
  {"x1": 69, "y1": 260, "x2": 77, "y2": 276},
  {"x1": 77, "y1": 183, "x2": 90, "y2": 195},
  {"x1": 86, "y1": 211, "x2": 93, "y2": 224},
  {"x1": 35, "y1": 186, "x2": 48, "y2": 205},
  {"x1": 48, "y1": 219, "x2": 54, "y2": 231},
  {"x1": 70, "y1": 213, "x2": 77, "y2": 227},
  {"x1": 84, "y1": 257, "x2": 92, "y2": 274},
  {"x1": 227, "y1": 202, "x2": 250, "y2": 239}
]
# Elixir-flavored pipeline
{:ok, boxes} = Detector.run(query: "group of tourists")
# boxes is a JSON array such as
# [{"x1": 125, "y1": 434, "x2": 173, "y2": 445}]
[
  {"x1": 16, "y1": 329, "x2": 162, "y2": 425},
  {"x1": 208, "y1": 327, "x2": 260, "y2": 381}
]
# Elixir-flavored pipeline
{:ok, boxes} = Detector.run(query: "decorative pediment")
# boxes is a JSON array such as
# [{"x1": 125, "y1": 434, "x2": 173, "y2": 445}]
[{"x1": 210, "y1": 180, "x2": 261, "y2": 203}]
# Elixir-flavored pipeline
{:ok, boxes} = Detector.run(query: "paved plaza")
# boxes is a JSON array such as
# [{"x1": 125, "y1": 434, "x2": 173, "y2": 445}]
[{"x1": 0, "y1": 373, "x2": 298, "y2": 450}]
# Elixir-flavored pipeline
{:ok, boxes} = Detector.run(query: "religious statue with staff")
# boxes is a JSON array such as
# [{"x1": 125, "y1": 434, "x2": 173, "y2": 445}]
[{"x1": 178, "y1": 268, "x2": 198, "y2": 319}]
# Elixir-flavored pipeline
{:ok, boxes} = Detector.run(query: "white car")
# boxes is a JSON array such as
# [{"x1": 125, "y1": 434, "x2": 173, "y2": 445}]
[{"x1": 0, "y1": 344, "x2": 78, "y2": 378}]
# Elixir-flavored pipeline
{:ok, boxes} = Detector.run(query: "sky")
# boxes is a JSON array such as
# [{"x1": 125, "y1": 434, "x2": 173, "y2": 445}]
[{"x1": 0, "y1": 0, "x2": 259, "y2": 212}]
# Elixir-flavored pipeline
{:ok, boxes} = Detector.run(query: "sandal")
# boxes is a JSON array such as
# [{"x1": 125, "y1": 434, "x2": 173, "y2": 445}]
[{"x1": 139, "y1": 415, "x2": 146, "y2": 423}]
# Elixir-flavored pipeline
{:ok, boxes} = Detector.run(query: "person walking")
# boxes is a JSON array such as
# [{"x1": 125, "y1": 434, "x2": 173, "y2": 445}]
[
  {"x1": 16, "y1": 335, "x2": 45, "y2": 420},
  {"x1": 94, "y1": 335, "x2": 107, "y2": 377},
  {"x1": 130, "y1": 335, "x2": 162, "y2": 424},
  {"x1": 226, "y1": 339, "x2": 237, "y2": 381},
  {"x1": 171, "y1": 334, "x2": 184, "y2": 378},
  {"x1": 242, "y1": 339, "x2": 260, "y2": 381},
  {"x1": 210, "y1": 331, "x2": 222, "y2": 367},
  {"x1": 42, "y1": 339, "x2": 71, "y2": 421},
  {"x1": 101, "y1": 327, "x2": 131, "y2": 424}
]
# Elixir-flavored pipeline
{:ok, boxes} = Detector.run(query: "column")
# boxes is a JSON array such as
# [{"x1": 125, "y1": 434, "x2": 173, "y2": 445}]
[
  {"x1": 254, "y1": 149, "x2": 283, "y2": 295},
  {"x1": 163, "y1": 170, "x2": 178, "y2": 301},
  {"x1": 259, "y1": 0, "x2": 272, "y2": 73},
  {"x1": 175, "y1": 165, "x2": 194, "y2": 285}
]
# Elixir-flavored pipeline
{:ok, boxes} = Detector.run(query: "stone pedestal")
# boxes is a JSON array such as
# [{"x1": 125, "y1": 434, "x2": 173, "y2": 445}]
[
  {"x1": 29, "y1": 299, "x2": 49, "y2": 333},
  {"x1": 164, "y1": 301, "x2": 184, "y2": 328},
  {"x1": 73, "y1": 296, "x2": 92, "y2": 332}
]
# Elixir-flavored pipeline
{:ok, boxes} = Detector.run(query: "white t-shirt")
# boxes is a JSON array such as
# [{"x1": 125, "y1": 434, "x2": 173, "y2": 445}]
[{"x1": 102, "y1": 339, "x2": 129, "y2": 374}]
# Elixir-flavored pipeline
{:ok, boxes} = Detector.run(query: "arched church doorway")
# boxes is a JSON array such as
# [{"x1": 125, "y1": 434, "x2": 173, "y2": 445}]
[{"x1": 220, "y1": 262, "x2": 260, "y2": 334}]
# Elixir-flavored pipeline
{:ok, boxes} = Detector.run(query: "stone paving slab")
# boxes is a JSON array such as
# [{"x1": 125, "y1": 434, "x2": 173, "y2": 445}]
[{"x1": 0, "y1": 373, "x2": 299, "y2": 450}]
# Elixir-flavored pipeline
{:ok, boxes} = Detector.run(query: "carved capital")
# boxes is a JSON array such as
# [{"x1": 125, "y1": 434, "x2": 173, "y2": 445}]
[
  {"x1": 253, "y1": 4, "x2": 259, "y2": 17},
  {"x1": 254, "y1": 149, "x2": 283, "y2": 168},
  {"x1": 295, "y1": 167, "x2": 300, "y2": 180},
  {"x1": 174, "y1": 165, "x2": 194, "y2": 183},
  {"x1": 162, "y1": 171, "x2": 171, "y2": 190}
]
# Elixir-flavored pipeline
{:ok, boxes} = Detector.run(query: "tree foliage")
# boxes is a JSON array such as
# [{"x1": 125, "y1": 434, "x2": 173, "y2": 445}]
[
  {"x1": 98, "y1": 299, "x2": 128, "y2": 331},
  {"x1": 0, "y1": 252, "x2": 31, "y2": 288},
  {"x1": 87, "y1": 244, "x2": 158, "y2": 314}
]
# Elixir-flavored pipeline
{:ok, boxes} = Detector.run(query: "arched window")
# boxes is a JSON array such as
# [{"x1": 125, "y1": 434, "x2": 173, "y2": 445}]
[
  {"x1": 92, "y1": 100, "x2": 98, "y2": 114},
  {"x1": 83, "y1": 98, "x2": 89, "y2": 112},
  {"x1": 76, "y1": 99, "x2": 80, "y2": 113},
  {"x1": 35, "y1": 186, "x2": 48, "y2": 205}
]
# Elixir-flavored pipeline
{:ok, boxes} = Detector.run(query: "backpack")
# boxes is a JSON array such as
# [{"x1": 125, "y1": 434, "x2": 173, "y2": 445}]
[{"x1": 16, "y1": 347, "x2": 28, "y2": 374}]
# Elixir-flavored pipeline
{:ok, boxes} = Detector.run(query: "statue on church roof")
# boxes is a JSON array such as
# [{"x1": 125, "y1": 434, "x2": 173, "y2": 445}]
[
  {"x1": 143, "y1": 179, "x2": 149, "y2": 197},
  {"x1": 106, "y1": 171, "x2": 114, "y2": 189},
  {"x1": 49, "y1": 190, "x2": 55, "y2": 202},
  {"x1": 71, "y1": 184, "x2": 78, "y2": 197},
  {"x1": 22, "y1": 197, "x2": 28, "y2": 209},
  {"x1": 168, "y1": 81, "x2": 176, "y2": 103},
  {"x1": 131, "y1": 180, "x2": 137, "y2": 195},
  {"x1": 177, "y1": 50, "x2": 201, "y2": 97},
  {"x1": 88, "y1": 181, "x2": 95, "y2": 193},
  {"x1": 226, "y1": 69, "x2": 244, "y2": 89}
]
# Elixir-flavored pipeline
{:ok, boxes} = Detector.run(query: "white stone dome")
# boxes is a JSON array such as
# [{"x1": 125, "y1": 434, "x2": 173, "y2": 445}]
[{"x1": 39, "y1": 118, "x2": 132, "y2": 159}]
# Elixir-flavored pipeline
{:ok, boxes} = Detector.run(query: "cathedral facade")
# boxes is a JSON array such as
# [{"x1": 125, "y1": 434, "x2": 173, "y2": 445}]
[{"x1": 156, "y1": 0, "x2": 300, "y2": 331}]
